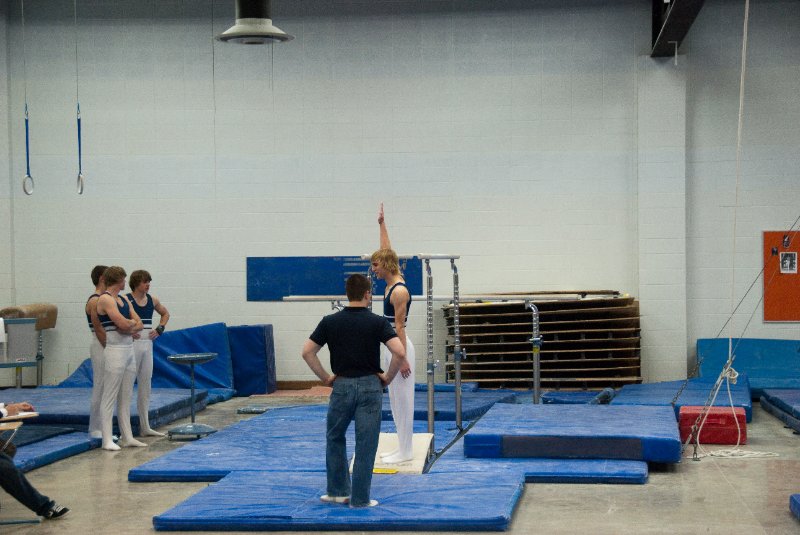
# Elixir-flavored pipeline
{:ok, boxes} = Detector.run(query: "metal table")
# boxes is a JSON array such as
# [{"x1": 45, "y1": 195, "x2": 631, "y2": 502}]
[{"x1": 167, "y1": 352, "x2": 218, "y2": 440}]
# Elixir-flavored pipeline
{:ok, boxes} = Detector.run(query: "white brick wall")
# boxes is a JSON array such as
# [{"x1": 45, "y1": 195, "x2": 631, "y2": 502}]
[{"x1": 1, "y1": 0, "x2": 798, "y2": 386}]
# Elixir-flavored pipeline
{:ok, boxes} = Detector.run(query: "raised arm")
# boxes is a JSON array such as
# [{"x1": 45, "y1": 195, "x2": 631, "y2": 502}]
[{"x1": 378, "y1": 202, "x2": 392, "y2": 250}]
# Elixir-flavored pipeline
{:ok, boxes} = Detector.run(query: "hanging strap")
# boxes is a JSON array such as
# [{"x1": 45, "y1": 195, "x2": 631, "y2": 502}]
[
  {"x1": 22, "y1": 103, "x2": 34, "y2": 195},
  {"x1": 76, "y1": 103, "x2": 84, "y2": 194}
]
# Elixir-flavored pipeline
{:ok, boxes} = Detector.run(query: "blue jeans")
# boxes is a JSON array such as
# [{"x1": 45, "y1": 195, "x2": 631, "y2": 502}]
[
  {"x1": 326, "y1": 375, "x2": 383, "y2": 507},
  {"x1": 0, "y1": 452, "x2": 53, "y2": 515}
]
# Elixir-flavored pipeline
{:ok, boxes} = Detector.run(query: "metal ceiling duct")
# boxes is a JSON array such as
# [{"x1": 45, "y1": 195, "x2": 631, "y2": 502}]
[{"x1": 216, "y1": 0, "x2": 293, "y2": 44}]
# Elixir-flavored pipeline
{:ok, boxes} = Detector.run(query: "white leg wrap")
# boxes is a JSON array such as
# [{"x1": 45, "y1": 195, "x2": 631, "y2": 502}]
[
  {"x1": 134, "y1": 338, "x2": 154, "y2": 432},
  {"x1": 383, "y1": 337, "x2": 415, "y2": 458},
  {"x1": 88, "y1": 335, "x2": 105, "y2": 437}
]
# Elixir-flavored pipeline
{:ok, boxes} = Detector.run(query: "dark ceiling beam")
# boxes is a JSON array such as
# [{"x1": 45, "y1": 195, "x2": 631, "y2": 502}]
[{"x1": 651, "y1": 0, "x2": 706, "y2": 57}]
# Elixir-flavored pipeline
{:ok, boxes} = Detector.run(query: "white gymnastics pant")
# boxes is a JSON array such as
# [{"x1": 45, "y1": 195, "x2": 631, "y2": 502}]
[
  {"x1": 382, "y1": 336, "x2": 415, "y2": 457},
  {"x1": 88, "y1": 334, "x2": 105, "y2": 437},
  {"x1": 100, "y1": 339, "x2": 137, "y2": 446},
  {"x1": 133, "y1": 335, "x2": 155, "y2": 433}
]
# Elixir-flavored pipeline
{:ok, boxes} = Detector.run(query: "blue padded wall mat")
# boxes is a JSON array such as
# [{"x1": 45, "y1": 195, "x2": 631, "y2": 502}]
[
  {"x1": 790, "y1": 494, "x2": 800, "y2": 521},
  {"x1": 432, "y1": 438, "x2": 648, "y2": 484},
  {"x1": 387, "y1": 390, "x2": 516, "y2": 421},
  {"x1": 14, "y1": 433, "x2": 99, "y2": 472},
  {"x1": 227, "y1": 324, "x2": 276, "y2": 395},
  {"x1": 611, "y1": 377, "x2": 752, "y2": 422},
  {"x1": 153, "y1": 470, "x2": 523, "y2": 532},
  {"x1": 130, "y1": 405, "x2": 462, "y2": 483},
  {"x1": 0, "y1": 387, "x2": 207, "y2": 434},
  {"x1": 698, "y1": 338, "x2": 800, "y2": 398},
  {"x1": 152, "y1": 322, "x2": 235, "y2": 401},
  {"x1": 463, "y1": 404, "x2": 681, "y2": 463}
]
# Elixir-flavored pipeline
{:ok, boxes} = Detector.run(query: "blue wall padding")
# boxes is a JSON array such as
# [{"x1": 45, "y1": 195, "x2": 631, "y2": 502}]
[
  {"x1": 130, "y1": 405, "x2": 462, "y2": 483},
  {"x1": 432, "y1": 438, "x2": 648, "y2": 484},
  {"x1": 610, "y1": 377, "x2": 752, "y2": 422},
  {"x1": 790, "y1": 494, "x2": 800, "y2": 521},
  {"x1": 153, "y1": 470, "x2": 523, "y2": 532},
  {"x1": 760, "y1": 395, "x2": 800, "y2": 434},
  {"x1": 542, "y1": 391, "x2": 603, "y2": 404},
  {"x1": 464, "y1": 404, "x2": 681, "y2": 463},
  {"x1": 698, "y1": 338, "x2": 800, "y2": 398},
  {"x1": 387, "y1": 391, "x2": 516, "y2": 421},
  {"x1": 0, "y1": 387, "x2": 206, "y2": 434},
  {"x1": 152, "y1": 322, "x2": 235, "y2": 400},
  {"x1": 226, "y1": 324, "x2": 276, "y2": 395},
  {"x1": 13, "y1": 433, "x2": 100, "y2": 472},
  {"x1": 414, "y1": 382, "x2": 479, "y2": 392}
]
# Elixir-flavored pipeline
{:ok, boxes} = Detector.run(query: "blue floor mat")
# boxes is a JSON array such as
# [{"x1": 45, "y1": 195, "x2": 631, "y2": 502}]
[
  {"x1": 129, "y1": 405, "x2": 463, "y2": 483},
  {"x1": 0, "y1": 387, "x2": 208, "y2": 434},
  {"x1": 761, "y1": 389, "x2": 800, "y2": 420},
  {"x1": 13, "y1": 433, "x2": 100, "y2": 472},
  {"x1": 390, "y1": 390, "x2": 516, "y2": 421},
  {"x1": 611, "y1": 377, "x2": 752, "y2": 422},
  {"x1": 760, "y1": 395, "x2": 800, "y2": 434},
  {"x1": 432, "y1": 437, "x2": 648, "y2": 484},
  {"x1": 791, "y1": 494, "x2": 800, "y2": 521},
  {"x1": 464, "y1": 404, "x2": 681, "y2": 463},
  {"x1": 153, "y1": 470, "x2": 524, "y2": 532},
  {"x1": 541, "y1": 391, "x2": 603, "y2": 404}
]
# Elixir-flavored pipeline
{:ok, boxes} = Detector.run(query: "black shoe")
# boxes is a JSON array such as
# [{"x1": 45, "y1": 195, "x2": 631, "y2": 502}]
[{"x1": 43, "y1": 503, "x2": 69, "y2": 519}]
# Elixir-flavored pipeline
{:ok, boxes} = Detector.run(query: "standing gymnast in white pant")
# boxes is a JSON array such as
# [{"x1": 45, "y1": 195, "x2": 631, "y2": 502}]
[
  {"x1": 127, "y1": 269, "x2": 170, "y2": 437},
  {"x1": 86, "y1": 264, "x2": 108, "y2": 439},
  {"x1": 371, "y1": 203, "x2": 415, "y2": 464},
  {"x1": 96, "y1": 266, "x2": 146, "y2": 451}
]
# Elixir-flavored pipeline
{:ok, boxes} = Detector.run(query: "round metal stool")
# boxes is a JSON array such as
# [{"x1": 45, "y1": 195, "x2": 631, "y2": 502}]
[{"x1": 167, "y1": 352, "x2": 218, "y2": 440}]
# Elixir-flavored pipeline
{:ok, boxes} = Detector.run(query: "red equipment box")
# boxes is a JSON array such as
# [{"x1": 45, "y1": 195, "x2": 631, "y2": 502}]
[{"x1": 679, "y1": 406, "x2": 747, "y2": 445}]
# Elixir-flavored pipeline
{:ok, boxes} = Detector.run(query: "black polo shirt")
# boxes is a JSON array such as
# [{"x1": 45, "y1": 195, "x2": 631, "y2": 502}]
[{"x1": 309, "y1": 306, "x2": 398, "y2": 377}]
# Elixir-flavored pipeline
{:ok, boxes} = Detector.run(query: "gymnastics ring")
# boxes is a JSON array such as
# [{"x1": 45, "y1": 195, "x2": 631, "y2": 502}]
[
  {"x1": 22, "y1": 174, "x2": 34, "y2": 195},
  {"x1": 77, "y1": 173, "x2": 84, "y2": 195}
]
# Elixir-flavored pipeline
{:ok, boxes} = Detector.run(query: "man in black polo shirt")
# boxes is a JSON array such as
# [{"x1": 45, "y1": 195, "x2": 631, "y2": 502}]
[{"x1": 302, "y1": 274, "x2": 406, "y2": 508}]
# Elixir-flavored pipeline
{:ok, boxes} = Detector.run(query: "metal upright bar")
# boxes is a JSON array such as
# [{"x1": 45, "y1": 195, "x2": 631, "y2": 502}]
[
  {"x1": 526, "y1": 300, "x2": 542, "y2": 403},
  {"x1": 425, "y1": 258, "x2": 435, "y2": 435},
  {"x1": 451, "y1": 258, "x2": 463, "y2": 429}
]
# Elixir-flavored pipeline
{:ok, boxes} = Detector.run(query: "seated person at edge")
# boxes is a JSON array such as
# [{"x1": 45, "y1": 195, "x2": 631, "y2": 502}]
[
  {"x1": 96, "y1": 266, "x2": 146, "y2": 451},
  {"x1": 302, "y1": 274, "x2": 406, "y2": 508},
  {"x1": 0, "y1": 402, "x2": 69, "y2": 519},
  {"x1": 371, "y1": 202, "x2": 415, "y2": 464},
  {"x1": 127, "y1": 269, "x2": 170, "y2": 437}
]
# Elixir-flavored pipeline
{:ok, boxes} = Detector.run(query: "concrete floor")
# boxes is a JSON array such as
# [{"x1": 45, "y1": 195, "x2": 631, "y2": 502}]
[{"x1": 3, "y1": 396, "x2": 800, "y2": 534}]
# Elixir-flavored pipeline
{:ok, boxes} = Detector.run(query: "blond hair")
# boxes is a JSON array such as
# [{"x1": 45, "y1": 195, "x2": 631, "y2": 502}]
[{"x1": 370, "y1": 248, "x2": 400, "y2": 275}]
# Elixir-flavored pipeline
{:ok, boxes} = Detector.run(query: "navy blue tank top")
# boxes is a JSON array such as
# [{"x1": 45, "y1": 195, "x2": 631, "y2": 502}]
[
  {"x1": 383, "y1": 282, "x2": 411, "y2": 325},
  {"x1": 127, "y1": 293, "x2": 154, "y2": 328},
  {"x1": 86, "y1": 293, "x2": 100, "y2": 332},
  {"x1": 97, "y1": 292, "x2": 131, "y2": 332}
]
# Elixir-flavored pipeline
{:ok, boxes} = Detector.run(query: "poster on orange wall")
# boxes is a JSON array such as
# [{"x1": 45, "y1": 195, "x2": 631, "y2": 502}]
[{"x1": 763, "y1": 231, "x2": 800, "y2": 322}]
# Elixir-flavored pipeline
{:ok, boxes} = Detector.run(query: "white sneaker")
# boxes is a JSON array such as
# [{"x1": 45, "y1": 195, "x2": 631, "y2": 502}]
[{"x1": 320, "y1": 494, "x2": 349, "y2": 504}]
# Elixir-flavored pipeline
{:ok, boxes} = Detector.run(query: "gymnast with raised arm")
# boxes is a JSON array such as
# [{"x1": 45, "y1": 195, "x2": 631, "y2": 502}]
[{"x1": 370, "y1": 203, "x2": 415, "y2": 464}]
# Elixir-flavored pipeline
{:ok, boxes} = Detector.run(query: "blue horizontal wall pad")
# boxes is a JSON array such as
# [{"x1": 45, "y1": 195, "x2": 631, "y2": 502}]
[
  {"x1": 791, "y1": 494, "x2": 800, "y2": 521},
  {"x1": 697, "y1": 338, "x2": 800, "y2": 398},
  {"x1": 432, "y1": 438, "x2": 648, "y2": 484},
  {"x1": 392, "y1": 390, "x2": 516, "y2": 421},
  {"x1": 0, "y1": 387, "x2": 207, "y2": 434},
  {"x1": 14, "y1": 433, "x2": 100, "y2": 472},
  {"x1": 464, "y1": 404, "x2": 681, "y2": 463},
  {"x1": 130, "y1": 405, "x2": 463, "y2": 483},
  {"x1": 610, "y1": 378, "x2": 752, "y2": 422},
  {"x1": 761, "y1": 389, "x2": 800, "y2": 420},
  {"x1": 153, "y1": 470, "x2": 524, "y2": 532}
]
